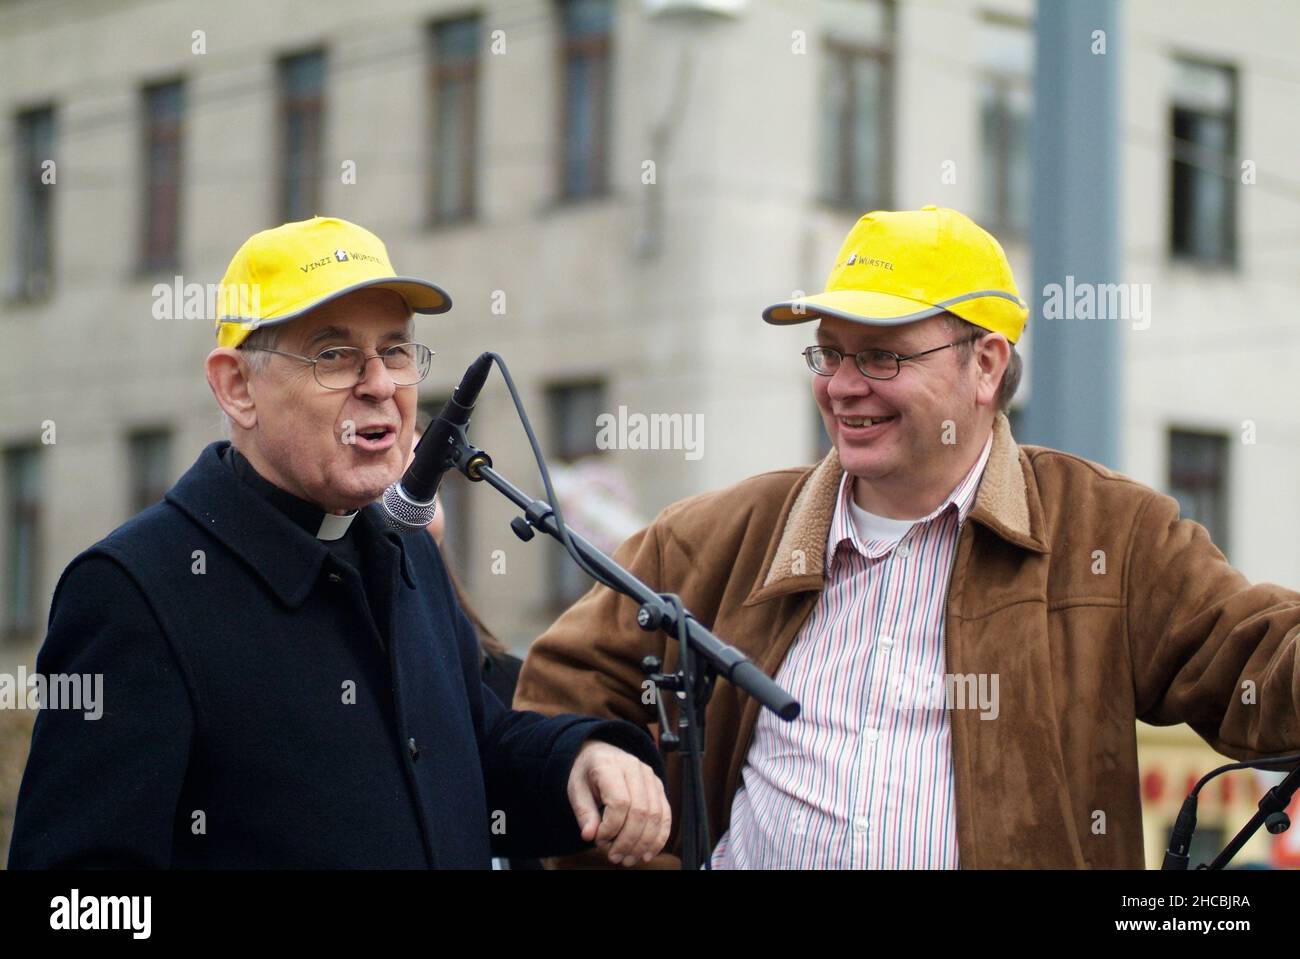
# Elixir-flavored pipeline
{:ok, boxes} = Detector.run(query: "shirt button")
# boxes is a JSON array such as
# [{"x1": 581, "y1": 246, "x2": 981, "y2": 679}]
[
  {"x1": 896, "y1": 543, "x2": 911, "y2": 558},
  {"x1": 879, "y1": 635, "x2": 894, "y2": 651},
  {"x1": 853, "y1": 816, "x2": 869, "y2": 833},
  {"x1": 866, "y1": 728, "x2": 880, "y2": 744}
]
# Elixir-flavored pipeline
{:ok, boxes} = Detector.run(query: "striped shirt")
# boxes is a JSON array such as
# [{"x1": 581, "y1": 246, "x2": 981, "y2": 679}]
[{"x1": 711, "y1": 434, "x2": 993, "y2": 869}]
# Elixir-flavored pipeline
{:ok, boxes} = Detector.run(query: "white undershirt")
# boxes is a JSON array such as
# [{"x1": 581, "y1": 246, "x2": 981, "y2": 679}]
[{"x1": 846, "y1": 498, "x2": 914, "y2": 546}]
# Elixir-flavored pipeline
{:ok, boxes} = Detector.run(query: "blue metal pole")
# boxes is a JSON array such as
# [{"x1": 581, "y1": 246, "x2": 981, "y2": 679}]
[{"x1": 1022, "y1": 0, "x2": 1122, "y2": 467}]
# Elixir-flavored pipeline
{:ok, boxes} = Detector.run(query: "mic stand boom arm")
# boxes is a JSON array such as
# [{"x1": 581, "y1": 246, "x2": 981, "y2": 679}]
[{"x1": 451, "y1": 436, "x2": 801, "y2": 871}]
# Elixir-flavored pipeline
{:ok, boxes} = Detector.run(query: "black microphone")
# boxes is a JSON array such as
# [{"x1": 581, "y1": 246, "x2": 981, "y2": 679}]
[
  {"x1": 380, "y1": 352, "x2": 492, "y2": 532},
  {"x1": 1161, "y1": 794, "x2": 1198, "y2": 870}
]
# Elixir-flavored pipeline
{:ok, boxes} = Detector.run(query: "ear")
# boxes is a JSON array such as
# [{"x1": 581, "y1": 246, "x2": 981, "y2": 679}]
[
  {"x1": 206, "y1": 348, "x2": 258, "y2": 430},
  {"x1": 973, "y1": 334, "x2": 1011, "y2": 410}
]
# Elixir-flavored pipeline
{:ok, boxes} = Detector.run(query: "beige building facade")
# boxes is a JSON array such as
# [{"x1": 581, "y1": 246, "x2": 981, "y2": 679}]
[{"x1": 2, "y1": 0, "x2": 1298, "y2": 866}]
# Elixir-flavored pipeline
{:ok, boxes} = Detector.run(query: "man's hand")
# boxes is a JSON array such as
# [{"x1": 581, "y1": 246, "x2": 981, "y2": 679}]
[{"x1": 567, "y1": 740, "x2": 671, "y2": 866}]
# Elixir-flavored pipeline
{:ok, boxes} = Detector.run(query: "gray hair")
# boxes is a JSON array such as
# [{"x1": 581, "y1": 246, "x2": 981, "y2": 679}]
[
  {"x1": 943, "y1": 313, "x2": 1022, "y2": 413},
  {"x1": 219, "y1": 324, "x2": 282, "y2": 439},
  {"x1": 217, "y1": 305, "x2": 416, "y2": 438}
]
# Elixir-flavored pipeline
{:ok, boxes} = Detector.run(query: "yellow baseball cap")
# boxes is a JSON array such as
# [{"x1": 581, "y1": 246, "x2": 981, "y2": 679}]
[
  {"x1": 763, "y1": 206, "x2": 1028, "y2": 343},
  {"x1": 215, "y1": 215, "x2": 452, "y2": 349}
]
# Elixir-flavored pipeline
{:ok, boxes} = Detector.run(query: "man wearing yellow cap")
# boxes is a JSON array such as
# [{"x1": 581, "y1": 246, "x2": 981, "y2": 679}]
[
  {"x1": 10, "y1": 216, "x2": 670, "y2": 869},
  {"x1": 516, "y1": 206, "x2": 1300, "y2": 868}
]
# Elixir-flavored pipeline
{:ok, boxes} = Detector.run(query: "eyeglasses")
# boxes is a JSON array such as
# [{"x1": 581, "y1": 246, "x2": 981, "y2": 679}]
[
  {"x1": 244, "y1": 342, "x2": 434, "y2": 390},
  {"x1": 803, "y1": 335, "x2": 984, "y2": 380}
]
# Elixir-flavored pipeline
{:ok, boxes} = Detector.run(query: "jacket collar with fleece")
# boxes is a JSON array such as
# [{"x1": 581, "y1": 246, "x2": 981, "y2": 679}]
[{"x1": 744, "y1": 411, "x2": 1049, "y2": 607}]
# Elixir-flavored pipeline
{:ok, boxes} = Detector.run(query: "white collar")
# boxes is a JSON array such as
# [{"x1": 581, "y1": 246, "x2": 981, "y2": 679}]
[{"x1": 316, "y1": 510, "x2": 358, "y2": 541}]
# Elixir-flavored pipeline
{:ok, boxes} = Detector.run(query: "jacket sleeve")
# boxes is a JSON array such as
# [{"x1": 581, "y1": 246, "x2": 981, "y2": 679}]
[
  {"x1": 7, "y1": 552, "x2": 194, "y2": 869},
  {"x1": 440, "y1": 561, "x2": 664, "y2": 861},
  {"x1": 513, "y1": 521, "x2": 669, "y2": 727},
  {"x1": 1126, "y1": 490, "x2": 1300, "y2": 760}
]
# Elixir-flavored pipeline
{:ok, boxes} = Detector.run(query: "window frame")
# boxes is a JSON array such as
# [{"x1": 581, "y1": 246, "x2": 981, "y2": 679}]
[
  {"x1": 3, "y1": 444, "x2": 43, "y2": 642},
  {"x1": 277, "y1": 49, "x2": 328, "y2": 224},
  {"x1": 1168, "y1": 56, "x2": 1239, "y2": 268},
  {"x1": 11, "y1": 105, "x2": 57, "y2": 302},
  {"x1": 976, "y1": 13, "x2": 1034, "y2": 238},
  {"x1": 127, "y1": 428, "x2": 173, "y2": 516},
  {"x1": 555, "y1": 0, "x2": 615, "y2": 203},
  {"x1": 428, "y1": 15, "x2": 483, "y2": 225},
  {"x1": 820, "y1": 35, "x2": 895, "y2": 211},
  {"x1": 139, "y1": 79, "x2": 186, "y2": 275},
  {"x1": 1166, "y1": 426, "x2": 1231, "y2": 558}
]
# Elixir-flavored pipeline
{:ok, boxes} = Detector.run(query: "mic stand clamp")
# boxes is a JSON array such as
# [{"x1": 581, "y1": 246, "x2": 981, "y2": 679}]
[
  {"x1": 640, "y1": 601, "x2": 717, "y2": 870},
  {"x1": 1203, "y1": 762, "x2": 1300, "y2": 870}
]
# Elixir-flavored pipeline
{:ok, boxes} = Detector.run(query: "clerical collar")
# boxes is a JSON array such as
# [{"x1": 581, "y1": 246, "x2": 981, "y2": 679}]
[{"x1": 222, "y1": 445, "x2": 359, "y2": 541}]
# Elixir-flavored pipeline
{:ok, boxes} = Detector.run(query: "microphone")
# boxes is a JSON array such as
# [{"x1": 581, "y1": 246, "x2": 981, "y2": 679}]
[
  {"x1": 380, "y1": 352, "x2": 492, "y2": 532},
  {"x1": 1161, "y1": 794, "x2": 1198, "y2": 870}
]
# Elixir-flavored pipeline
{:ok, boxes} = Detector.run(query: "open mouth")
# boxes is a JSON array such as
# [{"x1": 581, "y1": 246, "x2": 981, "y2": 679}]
[
  {"x1": 837, "y1": 414, "x2": 898, "y2": 439},
  {"x1": 353, "y1": 427, "x2": 396, "y2": 452}
]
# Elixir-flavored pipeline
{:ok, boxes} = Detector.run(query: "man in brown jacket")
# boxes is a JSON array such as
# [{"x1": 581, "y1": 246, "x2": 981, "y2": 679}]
[{"x1": 515, "y1": 207, "x2": 1300, "y2": 868}]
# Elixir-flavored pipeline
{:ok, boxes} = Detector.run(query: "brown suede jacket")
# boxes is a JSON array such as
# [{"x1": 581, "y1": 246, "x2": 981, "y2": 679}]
[{"x1": 515, "y1": 413, "x2": 1300, "y2": 868}]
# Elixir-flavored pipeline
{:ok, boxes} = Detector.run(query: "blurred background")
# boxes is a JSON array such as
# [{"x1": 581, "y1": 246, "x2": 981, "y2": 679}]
[{"x1": 2, "y1": 0, "x2": 1299, "y2": 868}]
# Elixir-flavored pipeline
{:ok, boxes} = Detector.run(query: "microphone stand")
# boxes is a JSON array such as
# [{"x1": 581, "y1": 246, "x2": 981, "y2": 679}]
[
  {"x1": 447, "y1": 434, "x2": 801, "y2": 871},
  {"x1": 1161, "y1": 753, "x2": 1300, "y2": 870},
  {"x1": 1205, "y1": 760, "x2": 1299, "y2": 870}
]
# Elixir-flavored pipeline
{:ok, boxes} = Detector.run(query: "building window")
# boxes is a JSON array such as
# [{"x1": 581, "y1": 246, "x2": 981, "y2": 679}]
[
  {"x1": 1168, "y1": 429, "x2": 1229, "y2": 556},
  {"x1": 279, "y1": 50, "x2": 327, "y2": 223},
  {"x1": 11, "y1": 106, "x2": 56, "y2": 301},
  {"x1": 1170, "y1": 58, "x2": 1237, "y2": 265},
  {"x1": 548, "y1": 382, "x2": 605, "y2": 463},
  {"x1": 557, "y1": 0, "x2": 613, "y2": 201},
  {"x1": 820, "y1": 0, "x2": 894, "y2": 210},
  {"x1": 128, "y1": 430, "x2": 172, "y2": 516},
  {"x1": 4, "y1": 445, "x2": 42, "y2": 641},
  {"x1": 978, "y1": 14, "x2": 1033, "y2": 238},
  {"x1": 546, "y1": 382, "x2": 605, "y2": 609},
  {"x1": 429, "y1": 16, "x2": 482, "y2": 223},
  {"x1": 140, "y1": 81, "x2": 185, "y2": 273}
]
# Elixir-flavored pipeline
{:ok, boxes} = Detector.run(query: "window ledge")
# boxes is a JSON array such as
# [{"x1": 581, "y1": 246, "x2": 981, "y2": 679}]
[
  {"x1": 425, "y1": 212, "x2": 479, "y2": 232},
  {"x1": 132, "y1": 262, "x2": 184, "y2": 283},
  {"x1": 539, "y1": 191, "x2": 617, "y2": 216},
  {"x1": 1166, "y1": 254, "x2": 1239, "y2": 277}
]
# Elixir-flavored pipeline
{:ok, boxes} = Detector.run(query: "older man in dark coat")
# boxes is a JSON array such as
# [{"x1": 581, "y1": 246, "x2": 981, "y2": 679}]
[{"x1": 8, "y1": 216, "x2": 670, "y2": 869}]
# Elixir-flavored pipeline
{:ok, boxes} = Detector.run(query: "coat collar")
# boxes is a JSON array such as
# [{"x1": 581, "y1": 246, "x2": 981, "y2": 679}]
[
  {"x1": 743, "y1": 412, "x2": 1048, "y2": 606},
  {"x1": 166, "y1": 441, "x2": 417, "y2": 608}
]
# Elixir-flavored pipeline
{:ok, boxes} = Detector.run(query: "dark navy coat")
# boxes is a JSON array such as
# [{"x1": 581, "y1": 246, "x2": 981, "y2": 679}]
[{"x1": 8, "y1": 441, "x2": 660, "y2": 868}]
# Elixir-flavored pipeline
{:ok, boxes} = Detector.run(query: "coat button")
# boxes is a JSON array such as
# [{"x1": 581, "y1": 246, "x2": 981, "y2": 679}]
[{"x1": 408, "y1": 737, "x2": 420, "y2": 760}]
